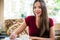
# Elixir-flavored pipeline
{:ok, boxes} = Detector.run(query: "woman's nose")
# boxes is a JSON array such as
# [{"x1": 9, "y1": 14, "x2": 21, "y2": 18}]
[
  {"x1": 35, "y1": 8, "x2": 40, "y2": 11},
  {"x1": 36, "y1": 9, "x2": 40, "y2": 12}
]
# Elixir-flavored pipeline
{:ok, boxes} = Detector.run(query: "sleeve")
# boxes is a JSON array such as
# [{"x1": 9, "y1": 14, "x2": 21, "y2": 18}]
[
  {"x1": 49, "y1": 18, "x2": 54, "y2": 27},
  {"x1": 25, "y1": 16, "x2": 30, "y2": 26}
]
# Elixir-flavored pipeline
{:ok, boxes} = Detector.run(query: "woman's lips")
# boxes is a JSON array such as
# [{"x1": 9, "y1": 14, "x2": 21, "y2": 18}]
[
  {"x1": 35, "y1": 10, "x2": 40, "y2": 14},
  {"x1": 36, "y1": 12, "x2": 40, "y2": 14}
]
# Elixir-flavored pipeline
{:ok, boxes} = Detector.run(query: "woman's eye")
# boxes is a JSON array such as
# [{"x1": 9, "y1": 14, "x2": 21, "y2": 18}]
[
  {"x1": 33, "y1": 6, "x2": 41, "y2": 9},
  {"x1": 39, "y1": 6, "x2": 41, "y2": 8},
  {"x1": 34, "y1": 7, "x2": 36, "y2": 9}
]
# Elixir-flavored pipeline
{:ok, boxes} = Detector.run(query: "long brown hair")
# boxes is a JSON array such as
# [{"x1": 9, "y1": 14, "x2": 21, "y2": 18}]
[{"x1": 33, "y1": 0, "x2": 49, "y2": 37}]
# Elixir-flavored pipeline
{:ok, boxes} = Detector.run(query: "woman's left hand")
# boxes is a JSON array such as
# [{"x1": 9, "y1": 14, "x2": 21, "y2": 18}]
[
  {"x1": 29, "y1": 36, "x2": 49, "y2": 40},
  {"x1": 29, "y1": 36, "x2": 41, "y2": 40}
]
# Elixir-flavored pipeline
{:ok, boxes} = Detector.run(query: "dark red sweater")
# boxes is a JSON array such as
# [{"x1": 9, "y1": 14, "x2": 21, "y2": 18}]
[{"x1": 25, "y1": 16, "x2": 54, "y2": 38}]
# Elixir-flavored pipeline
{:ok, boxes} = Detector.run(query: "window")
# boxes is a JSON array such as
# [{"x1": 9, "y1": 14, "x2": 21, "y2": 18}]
[{"x1": 4, "y1": 0, "x2": 60, "y2": 23}]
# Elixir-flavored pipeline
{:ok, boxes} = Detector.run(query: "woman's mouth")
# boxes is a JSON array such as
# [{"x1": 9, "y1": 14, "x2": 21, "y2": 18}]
[{"x1": 36, "y1": 12, "x2": 40, "y2": 14}]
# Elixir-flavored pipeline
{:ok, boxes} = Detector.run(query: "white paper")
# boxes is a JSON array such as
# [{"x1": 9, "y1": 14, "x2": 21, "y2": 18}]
[{"x1": 4, "y1": 34, "x2": 29, "y2": 40}]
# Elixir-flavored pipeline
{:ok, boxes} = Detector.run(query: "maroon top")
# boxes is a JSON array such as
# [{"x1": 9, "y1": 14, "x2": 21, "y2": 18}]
[{"x1": 25, "y1": 16, "x2": 54, "y2": 38}]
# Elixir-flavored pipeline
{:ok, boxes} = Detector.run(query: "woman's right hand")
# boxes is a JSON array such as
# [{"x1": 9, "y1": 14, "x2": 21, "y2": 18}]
[{"x1": 10, "y1": 32, "x2": 17, "y2": 40}]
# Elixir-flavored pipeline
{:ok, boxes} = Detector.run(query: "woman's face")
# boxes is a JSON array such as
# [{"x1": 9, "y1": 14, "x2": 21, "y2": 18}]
[{"x1": 33, "y1": 1, "x2": 42, "y2": 17}]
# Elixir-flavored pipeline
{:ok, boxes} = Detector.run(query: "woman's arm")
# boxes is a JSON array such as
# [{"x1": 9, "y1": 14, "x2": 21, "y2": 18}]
[
  {"x1": 30, "y1": 26, "x2": 55, "y2": 40},
  {"x1": 10, "y1": 19, "x2": 27, "y2": 39},
  {"x1": 30, "y1": 36, "x2": 51, "y2": 40},
  {"x1": 49, "y1": 26, "x2": 55, "y2": 40},
  {"x1": 14, "y1": 21, "x2": 27, "y2": 35}
]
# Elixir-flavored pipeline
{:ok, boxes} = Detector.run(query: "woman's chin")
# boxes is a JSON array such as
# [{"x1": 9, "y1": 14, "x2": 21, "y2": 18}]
[{"x1": 37, "y1": 14, "x2": 41, "y2": 17}]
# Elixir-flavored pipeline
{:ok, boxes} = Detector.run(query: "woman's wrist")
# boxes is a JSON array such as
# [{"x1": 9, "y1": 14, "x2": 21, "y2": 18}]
[
  {"x1": 12, "y1": 32, "x2": 17, "y2": 37},
  {"x1": 10, "y1": 32, "x2": 18, "y2": 40}
]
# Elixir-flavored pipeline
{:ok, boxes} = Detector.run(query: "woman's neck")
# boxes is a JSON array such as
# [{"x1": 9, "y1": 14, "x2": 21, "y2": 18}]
[
  {"x1": 36, "y1": 16, "x2": 40, "y2": 28},
  {"x1": 36, "y1": 16, "x2": 40, "y2": 21}
]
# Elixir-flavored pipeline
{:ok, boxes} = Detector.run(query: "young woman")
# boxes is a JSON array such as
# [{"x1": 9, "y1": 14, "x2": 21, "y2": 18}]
[{"x1": 10, "y1": 0, "x2": 55, "y2": 40}]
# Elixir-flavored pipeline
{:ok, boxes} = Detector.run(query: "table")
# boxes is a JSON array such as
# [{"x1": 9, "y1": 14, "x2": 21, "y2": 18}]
[{"x1": 0, "y1": 34, "x2": 30, "y2": 40}]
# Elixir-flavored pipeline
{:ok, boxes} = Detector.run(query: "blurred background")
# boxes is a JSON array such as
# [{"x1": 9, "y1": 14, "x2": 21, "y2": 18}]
[{"x1": 0, "y1": 0, "x2": 60, "y2": 40}]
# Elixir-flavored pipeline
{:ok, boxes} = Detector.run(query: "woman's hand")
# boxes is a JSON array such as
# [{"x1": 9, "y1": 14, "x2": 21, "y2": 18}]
[
  {"x1": 29, "y1": 36, "x2": 51, "y2": 40},
  {"x1": 29, "y1": 36, "x2": 42, "y2": 40},
  {"x1": 10, "y1": 32, "x2": 17, "y2": 40}
]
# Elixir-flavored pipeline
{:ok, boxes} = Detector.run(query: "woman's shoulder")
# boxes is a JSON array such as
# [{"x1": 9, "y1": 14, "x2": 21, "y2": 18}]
[
  {"x1": 49, "y1": 18, "x2": 54, "y2": 27},
  {"x1": 49, "y1": 18, "x2": 53, "y2": 20},
  {"x1": 25, "y1": 16, "x2": 35, "y2": 25},
  {"x1": 49, "y1": 18, "x2": 53, "y2": 23}
]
